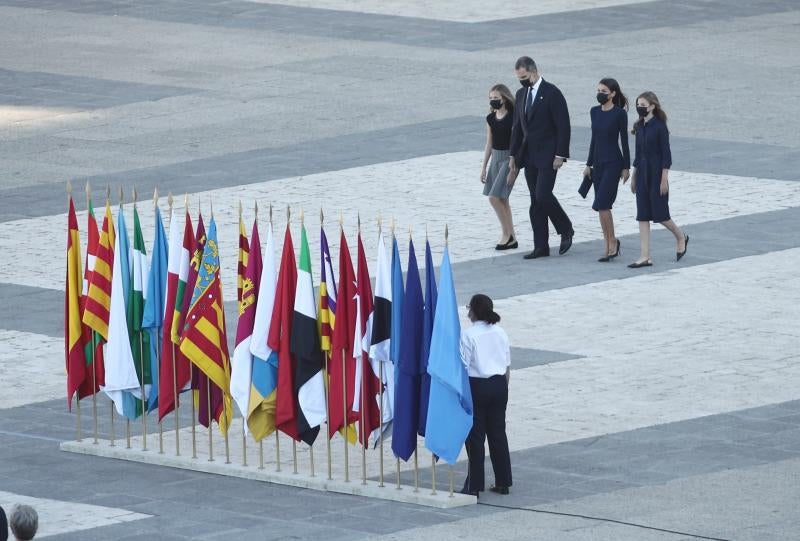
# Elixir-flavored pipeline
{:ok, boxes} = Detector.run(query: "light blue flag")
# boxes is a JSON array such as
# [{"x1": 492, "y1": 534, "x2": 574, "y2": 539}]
[
  {"x1": 424, "y1": 247, "x2": 473, "y2": 464},
  {"x1": 142, "y1": 206, "x2": 169, "y2": 413}
]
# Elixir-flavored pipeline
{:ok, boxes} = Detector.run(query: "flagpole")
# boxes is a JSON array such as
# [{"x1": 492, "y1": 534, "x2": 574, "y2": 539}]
[
  {"x1": 289, "y1": 205, "x2": 298, "y2": 477},
  {"x1": 340, "y1": 213, "x2": 350, "y2": 483},
  {"x1": 134, "y1": 188, "x2": 149, "y2": 453},
  {"x1": 431, "y1": 455, "x2": 437, "y2": 495},
  {"x1": 449, "y1": 466, "x2": 454, "y2": 498},
  {"x1": 121, "y1": 187, "x2": 132, "y2": 451},
  {"x1": 358, "y1": 214, "x2": 367, "y2": 487},
  {"x1": 67, "y1": 182, "x2": 82, "y2": 443},
  {"x1": 376, "y1": 216, "x2": 386, "y2": 488},
  {"x1": 413, "y1": 445, "x2": 419, "y2": 493},
  {"x1": 107, "y1": 185, "x2": 116, "y2": 449},
  {"x1": 322, "y1": 208, "x2": 333, "y2": 482},
  {"x1": 207, "y1": 382, "x2": 214, "y2": 461},
  {"x1": 259, "y1": 439, "x2": 264, "y2": 469},
  {"x1": 86, "y1": 181, "x2": 100, "y2": 445},
  {"x1": 154, "y1": 189, "x2": 164, "y2": 455},
  {"x1": 393, "y1": 219, "x2": 400, "y2": 491},
  {"x1": 190, "y1": 364, "x2": 197, "y2": 458},
  {"x1": 271, "y1": 204, "x2": 281, "y2": 474},
  {"x1": 378, "y1": 360, "x2": 385, "y2": 487},
  {"x1": 239, "y1": 200, "x2": 248, "y2": 468},
  {"x1": 171, "y1": 193, "x2": 181, "y2": 457},
  {"x1": 341, "y1": 349, "x2": 349, "y2": 482}
]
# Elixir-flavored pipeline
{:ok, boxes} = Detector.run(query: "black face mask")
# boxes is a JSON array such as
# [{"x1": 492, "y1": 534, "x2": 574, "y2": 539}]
[
  {"x1": 596, "y1": 92, "x2": 611, "y2": 104},
  {"x1": 519, "y1": 78, "x2": 532, "y2": 88},
  {"x1": 490, "y1": 99, "x2": 503, "y2": 109},
  {"x1": 636, "y1": 106, "x2": 649, "y2": 117}
]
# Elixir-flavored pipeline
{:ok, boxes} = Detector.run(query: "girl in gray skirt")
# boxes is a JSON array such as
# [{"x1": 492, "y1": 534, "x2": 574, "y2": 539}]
[{"x1": 481, "y1": 84, "x2": 518, "y2": 250}]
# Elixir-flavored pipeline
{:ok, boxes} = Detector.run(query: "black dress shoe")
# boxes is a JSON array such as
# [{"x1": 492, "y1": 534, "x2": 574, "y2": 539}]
[
  {"x1": 524, "y1": 249, "x2": 549, "y2": 260},
  {"x1": 489, "y1": 486, "x2": 509, "y2": 495},
  {"x1": 598, "y1": 239, "x2": 621, "y2": 262},
  {"x1": 495, "y1": 235, "x2": 518, "y2": 251},
  {"x1": 559, "y1": 232, "x2": 574, "y2": 255},
  {"x1": 677, "y1": 234, "x2": 689, "y2": 261},
  {"x1": 627, "y1": 260, "x2": 652, "y2": 268},
  {"x1": 460, "y1": 488, "x2": 480, "y2": 497}
]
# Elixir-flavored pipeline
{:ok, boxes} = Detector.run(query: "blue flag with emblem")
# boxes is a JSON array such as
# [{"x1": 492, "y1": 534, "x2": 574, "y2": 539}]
[{"x1": 142, "y1": 205, "x2": 169, "y2": 413}]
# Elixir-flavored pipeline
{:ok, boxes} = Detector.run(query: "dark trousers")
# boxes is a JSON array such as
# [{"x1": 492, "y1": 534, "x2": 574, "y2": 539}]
[
  {"x1": 464, "y1": 375, "x2": 512, "y2": 493},
  {"x1": 524, "y1": 164, "x2": 573, "y2": 251}
]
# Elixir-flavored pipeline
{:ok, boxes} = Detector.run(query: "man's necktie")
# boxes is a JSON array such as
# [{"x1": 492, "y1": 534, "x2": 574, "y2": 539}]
[{"x1": 526, "y1": 86, "x2": 534, "y2": 115}]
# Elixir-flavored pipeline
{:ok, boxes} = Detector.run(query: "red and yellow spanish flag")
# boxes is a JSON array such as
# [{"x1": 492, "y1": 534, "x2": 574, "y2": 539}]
[
  {"x1": 65, "y1": 196, "x2": 88, "y2": 408},
  {"x1": 82, "y1": 202, "x2": 115, "y2": 340},
  {"x1": 237, "y1": 209, "x2": 249, "y2": 304},
  {"x1": 179, "y1": 217, "x2": 232, "y2": 434}
]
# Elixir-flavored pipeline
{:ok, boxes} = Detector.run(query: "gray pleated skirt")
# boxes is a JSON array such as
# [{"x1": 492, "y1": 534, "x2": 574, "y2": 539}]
[{"x1": 483, "y1": 148, "x2": 513, "y2": 199}]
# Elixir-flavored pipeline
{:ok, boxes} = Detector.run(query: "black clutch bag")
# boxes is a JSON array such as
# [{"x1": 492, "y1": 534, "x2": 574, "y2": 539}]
[{"x1": 578, "y1": 174, "x2": 592, "y2": 199}]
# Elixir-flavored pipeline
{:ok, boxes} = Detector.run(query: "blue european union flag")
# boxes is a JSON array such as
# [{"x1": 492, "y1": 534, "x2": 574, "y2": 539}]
[
  {"x1": 418, "y1": 240, "x2": 437, "y2": 436},
  {"x1": 391, "y1": 238, "x2": 423, "y2": 461}
]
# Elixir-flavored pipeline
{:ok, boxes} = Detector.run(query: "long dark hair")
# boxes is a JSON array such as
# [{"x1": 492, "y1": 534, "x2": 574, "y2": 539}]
[
  {"x1": 599, "y1": 77, "x2": 627, "y2": 110},
  {"x1": 632, "y1": 91, "x2": 668, "y2": 134},
  {"x1": 468, "y1": 294, "x2": 500, "y2": 324},
  {"x1": 489, "y1": 83, "x2": 515, "y2": 113}
]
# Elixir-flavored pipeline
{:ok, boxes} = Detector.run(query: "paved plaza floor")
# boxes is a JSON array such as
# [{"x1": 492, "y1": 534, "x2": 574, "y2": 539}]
[{"x1": 1, "y1": 0, "x2": 799, "y2": 539}]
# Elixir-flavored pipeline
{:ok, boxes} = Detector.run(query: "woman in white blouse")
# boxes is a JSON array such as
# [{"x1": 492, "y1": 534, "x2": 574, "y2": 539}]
[{"x1": 460, "y1": 294, "x2": 512, "y2": 497}]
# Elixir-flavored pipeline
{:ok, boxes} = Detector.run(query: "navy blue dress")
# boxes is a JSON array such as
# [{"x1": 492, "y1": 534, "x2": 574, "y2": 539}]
[
  {"x1": 586, "y1": 105, "x2": 630, "y2": 211},
  {"x1": 633, "y1": 117, "x2": 672, "y2": 222}
]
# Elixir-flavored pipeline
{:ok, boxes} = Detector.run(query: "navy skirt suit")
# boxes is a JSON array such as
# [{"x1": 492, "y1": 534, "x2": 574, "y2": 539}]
[
  {"x1": 633, "y1": 117, "x2": 672, "y2": 222},
  {"x1": 586, "y1": 105, "x2": 630, "y2": 211}
]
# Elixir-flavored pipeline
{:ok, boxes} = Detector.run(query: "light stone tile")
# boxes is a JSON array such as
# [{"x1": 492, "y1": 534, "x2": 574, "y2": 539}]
[
  {"x1": 0, "y1": 490, "x2": 150, "y2": 538},
  {"x1": 0, "y1": 330, "x2": 65, "y2": 410},
  {"x1": 2, "y1": 152, "x2": 800, "y2": 303}
]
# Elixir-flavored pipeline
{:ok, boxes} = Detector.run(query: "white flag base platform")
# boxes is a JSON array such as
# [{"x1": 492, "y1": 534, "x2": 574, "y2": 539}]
[{"x1": 59, "y1": 420, "x2": 476, "y2": 509}]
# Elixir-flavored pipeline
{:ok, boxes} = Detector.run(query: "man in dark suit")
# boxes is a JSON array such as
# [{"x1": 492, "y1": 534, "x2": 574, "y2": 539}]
[{"x1": 508, "y1": 56, "x2": 574, "y2": 259}]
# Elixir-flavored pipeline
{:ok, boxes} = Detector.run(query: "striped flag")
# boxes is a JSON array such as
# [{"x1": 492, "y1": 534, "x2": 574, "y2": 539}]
[
  {"x1": 103, "y1": 207, "x2": 142, "y2": 417},
  {"x1": 179, "y1": 217, "x2": 233, "y2": 434},
  {"x1": 269, "y1": 224, "x2": 299, "y2": 441},
  {"x1": 65, "y1": 196, "x2": 88, "y2": 407},
  {"x1": 247, "y1": 222, "x2": 278, "y2": 440},
  {"x1": 290, "y1": 223, "x2": 326, "y2": 445},
  {"x1": 142, "y1": 205, "x2": 169, "y2": 413},
  {"x1": 158, "y1": 209, "x2": 186, "y2": 420},
  {"x1": 83, "y1": 202, "x2": 116, "y2": 341},
  {"x1": 124, "y1": 204, "x2": 152, "y2": 418},
  {"x1": 79, "y1": 198, "x2": 105, "y2": 398},
  {"x1": 328, "y1": 229, "x2": 358, "y2": 440},
  {"x1": 319, "y1": 226, "x2": 336, "y2": 353},
  {"x1": 237, "y1": 212, "x2": 249, "y2": 303},
  {"x1": 232, "y1": 219, "x2": 262, "y2": 426}
]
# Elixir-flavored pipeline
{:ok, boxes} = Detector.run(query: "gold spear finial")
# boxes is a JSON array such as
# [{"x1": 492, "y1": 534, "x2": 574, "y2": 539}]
[
  {"x1": 269, "y1": 203, "x2": 273, "y2": 225},
  {"x1": 320, "y1": 208, "x2": 324, "y2": 226},
  {"x1": 445, "y1": 224, "x2": 449, "y2": 246},
  {"x1": 254, "y1": 200, "x2": 259, "y2": 219},
  {"x1": 338, "y1": 210, "x2": 343, "y2": 231},
  {"x1": 300, "y1": 208, "x2": 304, "y2": 225},
  {"x1": 377, "y1": 212, "x2": 382, "y2": 235},
  {"x1": 106, "y1": 184, "x2": 111, "y2": 205},
  {"x1": 238, "y1": 200, "x2": 242, "y2": 221},
  {"x1": 286, "y1": 205, "x2": 291, "y2": 224},
  {"x1": 119, "y1": 186, "x2": 124, "y2": 207},
  {"x1": 84, "y1": 181, "x2": 91, "y2": 208},
  {"x1": 132, "y1": 186, "x2": 138, "y2": 206},
  {"x1": 357, "y1": 213, "x2": 361, "y2": 232},
  {"x1": 391, "y1": 216, "x2": 396, "y2": 236},
  {"x1": 66, "y1": 180, "x2": 73, "y2": 202},
  {"x1": 153, "y1": 187, "x2": 159, "y2": 207},
  {"x1": 184, "y1": 193, "x2": 189, "y2": 211}
]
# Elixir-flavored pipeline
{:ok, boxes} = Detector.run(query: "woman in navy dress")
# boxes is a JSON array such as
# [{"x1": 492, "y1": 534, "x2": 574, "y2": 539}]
[
  {"x1": 583, "y1": 78, "x2": 630, "y2": 262},
  {"x1": 628, "y1": 91, "x2": 688, "y2": 268},
  {"x1": 480, "y1": 84, "x2": 518, "y2": 250}
]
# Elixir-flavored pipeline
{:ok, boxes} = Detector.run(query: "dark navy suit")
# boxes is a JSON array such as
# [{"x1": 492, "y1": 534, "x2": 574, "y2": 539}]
[{"x1": 509, "y1": 79, "x2": 573, "y2": 252}]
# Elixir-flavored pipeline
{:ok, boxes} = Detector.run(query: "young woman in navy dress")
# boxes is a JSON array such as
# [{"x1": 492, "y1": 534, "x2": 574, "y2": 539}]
[
  {"x1": 627, "y1": 91, "x2": 688, "y2": 268},
  {"x1": 480, "y1": 84, "x2": 518, "y2": 250},
  {"x1": 582, "y1": 78, "x2": 630, "y2": 261}
]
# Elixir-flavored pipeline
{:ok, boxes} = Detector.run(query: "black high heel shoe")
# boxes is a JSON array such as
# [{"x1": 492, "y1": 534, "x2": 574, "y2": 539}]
[
  {"x1": 598, "y1": 239, "x2": 620, "y2": 262},
  {"x1": 677, "y1": 234, "x2": 689, "y2": 261}
]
